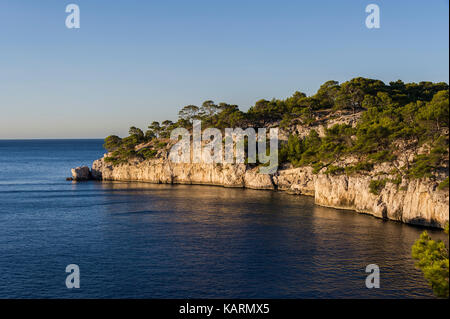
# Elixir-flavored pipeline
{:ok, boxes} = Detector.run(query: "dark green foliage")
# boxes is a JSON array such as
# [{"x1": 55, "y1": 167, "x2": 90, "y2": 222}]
[
  {"x1": 389, "y1": 175, "x2": 402, "y2": 186},
  {"x1": 159, "y1": 120, "x2": 174, "y2": 138},
  {"x1": 438, "y1": 178, "x2": 449, "y2": 190},
  {"x1": 345, "y1": 162, "x2": 373, "y2": 175},
  {"x1": 121, "y1": 134, "x2": 141, "y2": 150},
  {"x1": 279, "y1": 130, "x2": 322, "y2": 167},
  {"x1": 247, "y1": 99, "x2": 286, "y2": 125},
  {"x1": 198, "y1": 100, "x2": 221, "y2": 126},
  {"x1": 147, "y1": 121, "x2": 161, "y2": 139},
  {"x1": 178, "y1": 105, "x2": 200, "y2": 124},
  {"x1": 103, "y1": 135, "x2": 122, "y2": 152},
  {"x1": 102, "y1": 78, "x2": 449, "y2": 174},
  {"x1": 278, "y1": 81, "x2": 448, "y2": 178},
  {"x1": 137, "y1": 148, "x2": 158, "y2": 159},
  {"x1": 128, "y1": 127, "x2": 145, "y2": 143},
  {"x1": 105, "y1": 140, "x2": 162, "y2": 164},
  {"x1": 407, "y1": 137, "x2": 449, "y2": 179},
  {"x1": 156, "y1": 141, "x2": 168, "y2": 149},
  {"x1": 320, "y1": 124, "x2": 355, "y2": 160},
  {"x1": 315, "y1": 81, "x2": 340, "y2": 109},
  {"x1": 408, "y1": 154, "x2": 439, "y2": 179},
  {"x1": 325, "y1": 165, "x2": 345, "y2": 175},
  {"x1": 312, "y1": 162, "x2": 325, "y2": 174},
  {"x1": 334, "y1": 78, "x2": 386, "y2": 113},
  {"x1": 104, "y1": 148, "x2": 137, "y2": 166},
  {"x1": 368, "y1": 150, "x2": 396, "y2": 163},
  {"x1": 412, "y1": 224, "x2": 449, "y2": 298},
  {"x1": 369, "y1": 179, "x2": 387, "y2": 195},
  {"x1": 103, "y1": 123, "x2": 166, "y2": 164},
  {"x1": 416, "y1": 90, "x2": 449, "y2": 140}
]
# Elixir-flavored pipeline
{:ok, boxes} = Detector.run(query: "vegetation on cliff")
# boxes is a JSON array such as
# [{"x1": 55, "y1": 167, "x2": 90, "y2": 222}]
[
  {"x1": 102, "y1": 77, "x2": 449, "y2": 187},
  {"x1": 278, "y1": 80, "x2": 449, "y2": 183},
  {"x1": 412, "y1": 224, "x2": 449, "y2": 298}
]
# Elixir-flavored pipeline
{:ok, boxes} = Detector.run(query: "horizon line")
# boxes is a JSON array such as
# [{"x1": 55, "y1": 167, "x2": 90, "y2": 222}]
[{"x1": 0, "y1": 138, "x2": 105, "y2": 140}]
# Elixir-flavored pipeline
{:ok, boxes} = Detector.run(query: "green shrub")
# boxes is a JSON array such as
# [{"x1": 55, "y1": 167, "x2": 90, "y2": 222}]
[
  {"x1": 412, "y1": 224, "x2": 449, "y2": 298},
  {"x1": 438, "y1": 177, "x2": 449, "y2": 190},
  {"x1": 408, "y1": 151, "x2": 445, "y2": 178},
  {"x1": 368, "y1": 150, "x2": 396, "y2": 163},
  {"x1": 369, "y1": 179, "x2": 387, "y2": 195},
  {"x1": 103, "y1": 135, "x2": 122, "y2": 152},
  {"x1": 389, "y1": 175, "x2": 402, "y2": 186},
  {"x1": 156, "y1": 141, "x2": 168, "y2": 149},
  {"x1": 345, "y1": 161, "x2": 373, "y2": 174},
  {"x1": 138, "y1": 148, "x2": 158, "y2": 160},
  {"x1": 312, "y1": 162, "x2": 325, "y2": 174},
  {"x1": 104, "y1": 156, "x2": 127, "y2": 166},
  {"x1": 326, "y1": 165, "x2": 345, "y2": 175}
]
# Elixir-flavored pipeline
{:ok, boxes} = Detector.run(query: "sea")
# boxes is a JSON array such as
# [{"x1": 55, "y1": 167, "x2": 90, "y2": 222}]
[{"x1": 0, "y1": 139, "x2": 446, "y2": 298}]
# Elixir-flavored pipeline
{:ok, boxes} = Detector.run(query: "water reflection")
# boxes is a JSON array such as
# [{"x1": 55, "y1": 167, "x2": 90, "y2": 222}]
[{"x1": 84, "y1": 181, "x2": 445, "y2": 298}]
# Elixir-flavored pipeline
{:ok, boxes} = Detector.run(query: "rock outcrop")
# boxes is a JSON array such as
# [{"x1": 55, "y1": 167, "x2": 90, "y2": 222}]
[
  {"x1": 88, "y1": 156, "x2": 449, "y2": 228},
  {"x1": 71, "y1": 166, "x2": 91, "y2": 181}
]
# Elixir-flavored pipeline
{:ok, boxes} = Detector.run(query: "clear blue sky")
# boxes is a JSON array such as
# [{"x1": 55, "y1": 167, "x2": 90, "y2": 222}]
[{"x1": 0, "y1": 0, "x2": 448, "y2": 139}]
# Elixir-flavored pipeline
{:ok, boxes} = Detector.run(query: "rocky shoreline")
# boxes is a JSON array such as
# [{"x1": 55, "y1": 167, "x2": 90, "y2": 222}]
[{"x1": 72, "y1": 156, "x2": 449, "y2": 229}]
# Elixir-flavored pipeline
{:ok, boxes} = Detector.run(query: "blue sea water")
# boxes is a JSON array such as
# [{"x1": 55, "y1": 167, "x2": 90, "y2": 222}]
[{"x1": 0, "y1": 139, "x2": 446, "y2": 298}]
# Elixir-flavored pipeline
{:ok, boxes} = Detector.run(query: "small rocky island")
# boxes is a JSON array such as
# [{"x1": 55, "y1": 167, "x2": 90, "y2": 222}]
[
  {"x1": 71, "y1": 166, "x2": 91, "y2": 181},
  {"x1": 72, "y1": 78, "x2": 450, "y2": 228}
]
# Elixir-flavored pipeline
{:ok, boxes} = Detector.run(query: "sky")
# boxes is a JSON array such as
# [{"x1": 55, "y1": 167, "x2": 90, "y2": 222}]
[{"x1": 0, "y1": 0, "x2": 448, "y2": 139}]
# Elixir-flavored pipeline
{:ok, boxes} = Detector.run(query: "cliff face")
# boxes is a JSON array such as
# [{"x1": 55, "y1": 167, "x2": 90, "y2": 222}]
[
  {"x1": 79, "y1": 109, "x2": 449, "y2": 228},
  {"x1": 89, "y1": 156, "x2": 449, "y2": 228}
]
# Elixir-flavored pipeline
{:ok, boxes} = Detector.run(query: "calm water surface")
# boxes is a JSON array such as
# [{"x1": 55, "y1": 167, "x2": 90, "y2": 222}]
[{"x1": 0, "y1": 140, "x2": 446, "y2": 298}]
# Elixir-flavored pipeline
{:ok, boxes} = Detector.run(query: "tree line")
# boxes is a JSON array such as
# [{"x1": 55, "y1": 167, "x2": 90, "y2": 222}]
[{"x1": 103, "y1": 77, "x2": 449, "y2": 178}]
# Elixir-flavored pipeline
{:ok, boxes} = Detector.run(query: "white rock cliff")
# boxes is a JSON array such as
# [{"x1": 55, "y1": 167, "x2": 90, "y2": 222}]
[{"x1": 87, "y1": 156, "x2": 449, "y2": 228}]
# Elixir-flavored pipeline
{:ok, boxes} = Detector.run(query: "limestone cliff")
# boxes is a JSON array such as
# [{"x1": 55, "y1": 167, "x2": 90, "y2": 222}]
[
  {"x1": 87, "y1": 155, "x2": 449, "y2": 228},
  {"x1": 74, "y1": 108, "x2": 448, "y2": 229}
]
